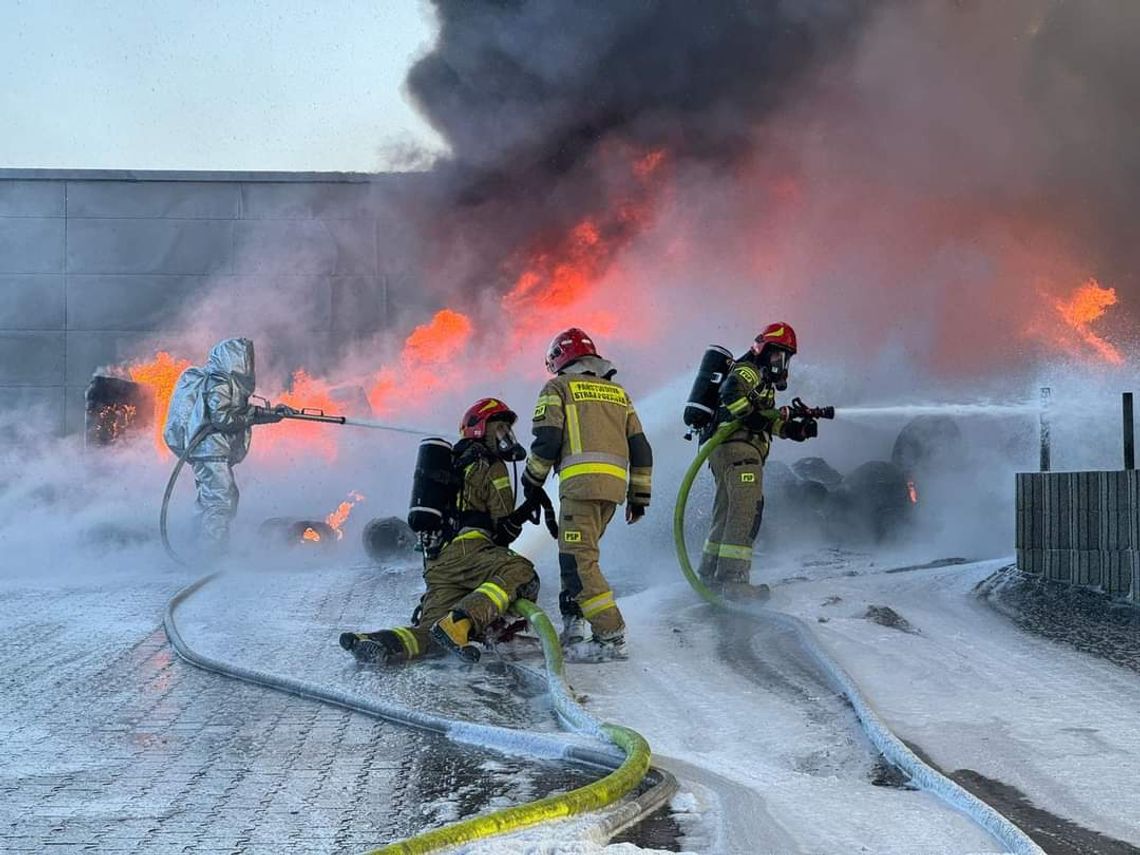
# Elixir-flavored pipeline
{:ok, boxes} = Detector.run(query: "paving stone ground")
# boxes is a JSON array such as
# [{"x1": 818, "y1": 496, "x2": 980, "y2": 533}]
[{"x1": 0, "y1": 562, "x2": 602, "y2": 854}]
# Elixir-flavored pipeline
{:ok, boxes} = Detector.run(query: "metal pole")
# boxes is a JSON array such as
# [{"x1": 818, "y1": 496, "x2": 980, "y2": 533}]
[
  {"x1": 1039, "y1": 387, "x2": 1052, "y2": 472},
  {"x1": 1124, "y1": 392, "x2": 1134, "y2": 470}
]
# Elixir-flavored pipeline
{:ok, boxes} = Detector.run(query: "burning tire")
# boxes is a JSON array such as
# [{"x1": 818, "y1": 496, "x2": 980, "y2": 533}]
[
  {"x1": 362, "y1": 516, "x2": 416, "y2": 562},
  {"x1": 259, "y1": 518, "x2": 337, "y2": 547},
  {"x1": 84, "y1": 375, "x2": 153, "y2": 448}
]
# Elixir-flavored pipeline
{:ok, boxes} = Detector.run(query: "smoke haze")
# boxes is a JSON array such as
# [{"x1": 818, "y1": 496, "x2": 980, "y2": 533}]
[{"x1": 8, "y1": 0, "x2": 1140, "y2": 571}]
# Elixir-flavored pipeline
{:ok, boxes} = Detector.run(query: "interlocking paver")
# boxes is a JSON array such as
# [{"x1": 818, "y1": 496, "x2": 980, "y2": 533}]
[{"x1": 0, "y1": 564, "x2": 602, "y2": 852}]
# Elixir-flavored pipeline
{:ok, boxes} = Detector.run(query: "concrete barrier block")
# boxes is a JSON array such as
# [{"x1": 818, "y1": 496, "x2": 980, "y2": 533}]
[
  {"x1": 65, "y1": 331, "x2": 156, "y2": 386},
  {"x1": 0, "y1": 332, "x2": 65, "y2": 384},
  {"x1": 0, "y1": 275, "x2": 65, "y2": 329},
  {"x1": 65, "y1": 387, "x2": 88, "y2": 437},
  {"x1": 233, "y1": 220, "x2": 376, "y2": 275},
  {"x1": 66, "y1": 275, "x2": 206, "y2": 331},
  {"x1": 240, "y1": 182, "x2": 379, "y2": 220},
  {"x1": 0, "y1": 181, "x2": 65, "y2": 217},
  {"x1": 209, "y1": 275, "x2": 333, "y2": 331},
  {"x1": 1087, "y1": 550, "x2": 1102, "y2": 588},
  {"x1": 0, "y1": 386, "x2": 65, "y2": 435},
  {"x1": 67, "y1": 219, "x2": 234, "y2": 274},
  {"x1": 67, "y1": 181, "x2": 240, "y2": 219},
  {"x1": 0, "y1": 218, "x2": 65, "y2": 273}
]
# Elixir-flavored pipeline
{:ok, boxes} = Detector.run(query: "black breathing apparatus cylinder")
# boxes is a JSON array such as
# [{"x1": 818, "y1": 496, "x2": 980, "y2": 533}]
[
  {"x1": 683, "y1": 345, "x2": 734, "y2": 439},
  {"x1": 407, "y1": 437, "x2": 457, "y2": 533}
]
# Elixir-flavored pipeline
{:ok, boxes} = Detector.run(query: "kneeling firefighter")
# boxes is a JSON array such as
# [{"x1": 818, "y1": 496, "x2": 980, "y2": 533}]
[
  {"x1": 163, "y1": 337, "x2": 293, "y2": 552},
  {"x1": 340, "y1": 398, "x2": 549, "y2": 665},
  {"x1": 694, "y1": 323, "x2": 821, "y2": 599}
]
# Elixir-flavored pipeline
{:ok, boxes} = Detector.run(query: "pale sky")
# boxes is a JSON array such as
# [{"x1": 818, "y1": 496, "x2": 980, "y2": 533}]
[{"x1": 0, "y1": 0, "x2": 446, "y2": 171}]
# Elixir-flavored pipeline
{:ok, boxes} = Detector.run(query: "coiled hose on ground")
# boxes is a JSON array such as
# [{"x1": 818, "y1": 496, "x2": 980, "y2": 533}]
[
  {"x1": 673, "y1": 420, "x2": 1045, "y2": 855},
  {"x1": 164, "y1": 574, "x2": 673, "y2": 854}
]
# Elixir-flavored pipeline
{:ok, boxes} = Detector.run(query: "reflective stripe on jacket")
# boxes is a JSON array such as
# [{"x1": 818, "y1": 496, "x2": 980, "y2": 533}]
[
  {"x1": 525, "y1": 373, "x2": 653, "y2": 505},
  {"x1": 717, "y1": 361, "x2": 787, "y2": 459}
]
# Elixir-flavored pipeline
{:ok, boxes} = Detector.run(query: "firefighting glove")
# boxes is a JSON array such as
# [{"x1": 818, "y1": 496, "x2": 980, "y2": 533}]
[
  {"x1": 248, "y1": 405, "x2": 284, "y2": 425},
  {"x1": 783, "y1": 417, "x2": 818, "y2": 442},
  {"x1": 521, "y1": 467, "x2": 546, "y2": 500},
  {"x1": 625, "y1": 503, "x2": 647, "y2": 524}
]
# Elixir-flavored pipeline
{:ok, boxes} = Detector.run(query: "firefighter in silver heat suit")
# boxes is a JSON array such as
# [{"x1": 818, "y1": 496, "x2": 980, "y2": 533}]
[{"x1": 163, "y1": 338, "x2": 283, "y2": 549}]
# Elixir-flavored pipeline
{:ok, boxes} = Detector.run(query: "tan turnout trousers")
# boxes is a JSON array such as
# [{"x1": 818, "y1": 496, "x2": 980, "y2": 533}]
[
  {"x1": 558, "y1": 497, "x2": 623, "y2": 635},
  {"x1": 387, "y1": 534, "x2": 538, "y2": 661},
  {"x1": 698, "y1": 441, "x2": 765, "y2": 585}
]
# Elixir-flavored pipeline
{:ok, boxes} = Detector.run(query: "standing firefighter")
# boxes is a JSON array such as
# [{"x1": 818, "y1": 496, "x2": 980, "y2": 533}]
[
  {"x1": 163, "y1": 338, "x2": 290, "y2": 552},
  {"x1": 699, "y1": 322, "x2": 819, "y2": 599},
  {"x1": 522, "y1": 328, "x2": 653, "y2": 661},
  {"x1": 340, "y1": 398, "x2": 544, "y2": 665}
]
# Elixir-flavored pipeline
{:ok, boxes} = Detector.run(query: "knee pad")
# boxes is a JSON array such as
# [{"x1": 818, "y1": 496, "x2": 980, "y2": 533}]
[{"x1": 516, "y1": 575, "x2": 540, "y2": 602}]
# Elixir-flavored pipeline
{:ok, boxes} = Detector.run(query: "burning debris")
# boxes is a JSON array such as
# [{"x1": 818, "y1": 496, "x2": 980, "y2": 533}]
[
  {"x1": 257, "y1": 492, "x2": 365, "y2": 549},
  {"x1": 84, "y1": 375, "x2": 152, "y2": 448},
  {"x1": 325, "y1": 491, "x2": 366, "y2": 541}
]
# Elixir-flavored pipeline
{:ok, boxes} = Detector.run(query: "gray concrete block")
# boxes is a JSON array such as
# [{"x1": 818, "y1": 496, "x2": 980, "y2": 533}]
[
  {"x1": 0, "y1": 332, "x2": 65, "y2": 384},
  {"x1": 64, "y1": 387, "x2": 88, "y2": 437},
  {"x1": 0, "y1": 386, "x2": 65, "y2": 435},
  {"x1": 232, "y1": 220, "x2": 376, "y2": 275},
  {"x1": 66, "y1": 275, "x2": 206, "y2": 330},
  {"x1": 67, "y1": 219, "x2": 234, "y2": 274},
  {"x1": 67, "y1": 181, "x2": 240, "y2": 219},
  {"x1": 0, "y1": 218, "x2": 65, "y2": 273},
  {"x1": 209, "y1": 275, "x2": 333, "y2": 332},
  {"x1": 0, "y1": 275, "x2": 65, "y2": 329},
  {"x1": 65, "y1": 331, "x2": 157, "y2": 386},
  {"x1": 0, "y1": 181, "x2": 65, "y2": 217},
  {"x1": 330, "y1": 276, "x2": 387, "y2": 336},
  {"x1": 240, "y1": 182, "x2": 380, "y2": 219}
]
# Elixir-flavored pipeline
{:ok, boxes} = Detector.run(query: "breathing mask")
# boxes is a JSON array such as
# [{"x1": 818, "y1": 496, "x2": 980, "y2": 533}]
[
  {"x1": 761, "y1": 347, "x2": 791, "y2": 391},
  {"x1": 489, "y1": 421, "x2": 527, "y2": 462}
]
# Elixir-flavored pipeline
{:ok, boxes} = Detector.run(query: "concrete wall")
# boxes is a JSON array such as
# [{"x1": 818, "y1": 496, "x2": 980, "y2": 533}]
[
  {"x1": 1016, "y1": 470, "x2": 1140, "y2": 602},
  {"x1": 0, "y1": 169, "x2": 421, "y2": 435}
]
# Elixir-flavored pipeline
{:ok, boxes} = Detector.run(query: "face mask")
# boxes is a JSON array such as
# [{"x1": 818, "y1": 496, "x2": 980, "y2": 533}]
[
  {"x1": 762, "y1": 349, "x2": 790, "y2": 390},
  {"x1": 490, "y1": 422, "x2": 527, "y2": 461}
]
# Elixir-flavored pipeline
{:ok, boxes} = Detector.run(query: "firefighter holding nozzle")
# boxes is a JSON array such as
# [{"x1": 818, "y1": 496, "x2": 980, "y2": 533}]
[
  {"x1": 340, "y1": 398, "x2": 545, "y2": 665},
  {"x1": 163, "y1": 337, "x2": 296, "y2": 553},
  {"x1": 697, "y1": 323, "x2": 823, "y2": 600}
]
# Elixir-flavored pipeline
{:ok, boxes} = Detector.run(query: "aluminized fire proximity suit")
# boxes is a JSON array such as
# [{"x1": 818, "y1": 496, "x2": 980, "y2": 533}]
[
  {"x1": 524, "y1": 356, "x2": 653, "y2": 639},
  {"x1": 163, "y1": 338, "x2": 257, "y2": 549},
  {"x1": 343, "y1": 444, "x2": 540, "y2": 663},
  {"x1": 698, "y1": 360, "x2": 799, "y2": 586}
]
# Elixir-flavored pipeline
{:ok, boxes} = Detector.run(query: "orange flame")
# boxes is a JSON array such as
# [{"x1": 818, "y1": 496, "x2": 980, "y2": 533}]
[
  {"x1": 368, "y1": 309, "x2": 474, "y2": 414},
  {"x1": 1053, "y1": 278, "x2": 1123, "y2": 364},
  {"x1": 302, "y1": 526, "x2": 321, "y2": 543},
  {"x1": 269, "y1": 369, "x2": 343, "y2": 462},
  {"x1": 325, "y1": 490, "x2": 365, "y2": 540},
  {"x1": 906, "y1": 480, "x2": 918, "y2": 504},
  {"x1": 127, "y1": 351, "x2": 193, "y2": 454}
]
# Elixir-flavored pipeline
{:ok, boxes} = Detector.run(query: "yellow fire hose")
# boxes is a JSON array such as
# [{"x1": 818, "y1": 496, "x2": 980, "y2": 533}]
[
  {"x1": 365, "y1": 599, "x2": 653, "y2": 855},
  {"x1": 673, "y1": 420, "x2": 740, "y2": 606}
]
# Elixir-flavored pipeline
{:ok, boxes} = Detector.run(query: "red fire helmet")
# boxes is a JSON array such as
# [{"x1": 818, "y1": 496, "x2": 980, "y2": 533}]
[
  {"x1": 750, "y1": 322, "x2": 798, "y2": 356},
  {"x1": 460, "y1": 398, "x2": 517, "y2": 439},
  {"x1": 545, "y1": 327, "x2": 598, "y2": 374}
]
